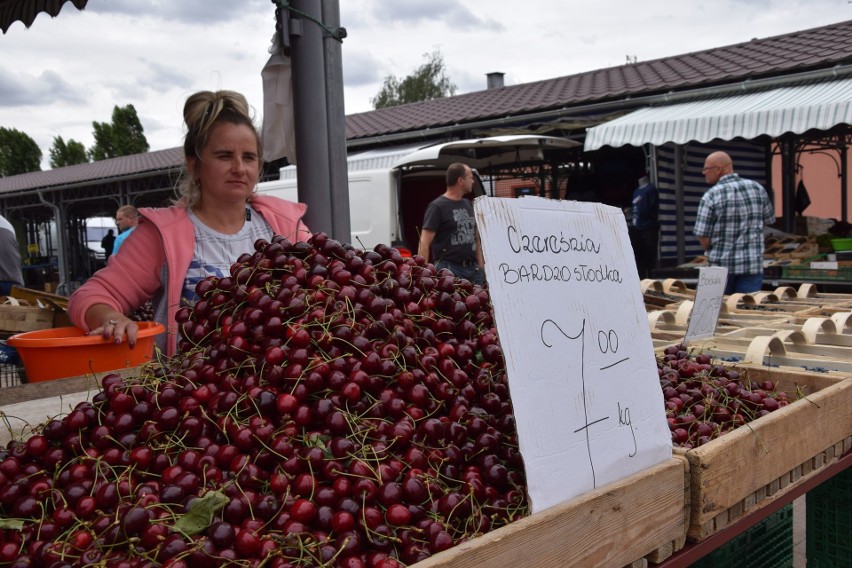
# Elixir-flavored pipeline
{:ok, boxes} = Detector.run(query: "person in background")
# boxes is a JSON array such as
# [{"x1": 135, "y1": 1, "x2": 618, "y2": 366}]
[
  {"x1": 631, "y1": 174, "x2": 659, "y2": 279},
  {"x1": 694, "y1": 151, "x2": 775, "y2": 294},
  {"x1": 111, "y1": 205, "x2": 139, "y2": 255},
  {"x1": 101, "y1": 229, "x2": 116, "y2": 260},
  {"x1": 69, "y1": 89, "x2": 311, "y2": 356},
  {"x1": 0, "y1": 213, "x2": 24, "y2": 295},
  {"x1": 418, "y1": 162, "x2": 485, "y2": 285}
]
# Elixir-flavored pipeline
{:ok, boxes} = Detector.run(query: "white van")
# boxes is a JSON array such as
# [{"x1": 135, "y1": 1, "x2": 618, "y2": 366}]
[
  {"x1": 84, "y1": 217, "x2": 116, "y2": 260},
  {"x1": 255, "y1": 135, "x2": 579, "y2": 254}
]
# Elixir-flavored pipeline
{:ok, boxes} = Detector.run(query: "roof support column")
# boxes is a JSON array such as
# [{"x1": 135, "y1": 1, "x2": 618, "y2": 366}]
[
  {"x1": 674, "y1": 145, "x2": 686, "y2": 265},
  {"x1": 290, "y1": 0, "x2": 332, "y2": 236},
  {"x1": 321, "y1": 0, "x2": 350, "y2": 244},
  {"x1": 780, "y1": 137, "x2": 796, "y2": 234},
  {"x1": 37, "y1": 191, "x2": 70, "y2": 295},
  {"x1": 841, "y1": 140, "x2": 848, "y2": 223}
]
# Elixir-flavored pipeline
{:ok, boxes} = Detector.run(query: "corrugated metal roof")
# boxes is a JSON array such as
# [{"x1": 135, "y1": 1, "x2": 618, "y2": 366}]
[
  {"x1": 0, "y1": 147, "x2": 183, "y2": 194},
  {"x1": 0, "y1": 0, "x2": 86, "y2": 33},
  {"x1": 583, "y1": 78, "x2": 852, "y2": 150},
  {"x1": 346, "y1": 19, "x2": 852, "y2": 140},
  {"x1": 2, "y1": 19, "x2": 851, "y2": 194}
]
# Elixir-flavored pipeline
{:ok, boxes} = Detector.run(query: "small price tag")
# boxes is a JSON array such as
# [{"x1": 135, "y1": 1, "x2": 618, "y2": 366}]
[{"x1": 684, "y1": 266, "x2": 728, "y2": 343}]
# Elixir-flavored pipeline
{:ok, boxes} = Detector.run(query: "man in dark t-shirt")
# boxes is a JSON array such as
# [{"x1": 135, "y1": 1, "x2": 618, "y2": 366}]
[{"x1": 418, "y1": 163, "x2": 485, "y2": 285}]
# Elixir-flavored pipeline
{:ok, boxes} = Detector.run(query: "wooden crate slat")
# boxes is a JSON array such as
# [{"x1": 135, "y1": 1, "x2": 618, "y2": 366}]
[{"x1": 411, "y1": 458, "x2": 687, "y2": 568}]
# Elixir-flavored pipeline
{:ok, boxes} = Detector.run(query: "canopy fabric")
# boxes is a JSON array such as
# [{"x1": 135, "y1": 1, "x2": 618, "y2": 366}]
[
  {"x1": 0, "y1": 0, "x2": 86, "y2": 33},
  {"x1": 584, "y1": 78, "x2": 852, "y2": 151}
]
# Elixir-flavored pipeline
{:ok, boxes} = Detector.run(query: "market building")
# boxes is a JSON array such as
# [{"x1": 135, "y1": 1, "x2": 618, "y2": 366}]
[{"x1": 1, "y1": 18, "x2": 851, "y2": 293}]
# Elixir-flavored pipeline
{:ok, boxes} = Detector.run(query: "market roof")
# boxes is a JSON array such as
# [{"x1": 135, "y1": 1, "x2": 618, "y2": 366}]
[
  {"x1": 2, "y1": 18, "x2": 852, "y2": 194},
  {"x1": 584, "y1": 77, "x2": 852, "y2": 151},
  {"x1": 345, "y1": 19, "x2": 852, "y2": 140},
  {"x1": 0, "y1": 147, "x2": 183, "y2": 194},
  {"x1": 0, "y1": 0, "x2": 86, "y2": 33}
]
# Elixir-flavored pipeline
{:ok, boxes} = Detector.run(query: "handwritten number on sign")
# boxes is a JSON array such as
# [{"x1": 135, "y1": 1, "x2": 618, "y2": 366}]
[
  {"x1": 692, "y1": 296, "x2": 721, "y2": 336},
  {"x1": 541, "y1": 319, "x2": 639, "y2": 469},
  {"x1": 541, "y1": 318, "x2": 609, "y2": 486}
]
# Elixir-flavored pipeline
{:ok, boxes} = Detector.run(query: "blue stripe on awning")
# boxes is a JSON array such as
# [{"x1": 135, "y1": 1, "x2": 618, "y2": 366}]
[{"x1": 584, "y1": 78, "x2": 852, "y2": 151}]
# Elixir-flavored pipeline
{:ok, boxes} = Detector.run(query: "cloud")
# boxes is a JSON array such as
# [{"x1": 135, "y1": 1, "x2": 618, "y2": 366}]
[
  {"x1": 88, "y1": 0, "x2": 247, "y2": 26},
  {"x1": 342, "y1": 50, "x2": 385, "y2": 87},
  {"x1": 0, "y1": 68, "x2": 86, "y2": 107},
  {"x1": 343, "y1": 0, "x2": 502, "y2": 31},
  {"x1": 140, "y1": 60, "x2": 195, "y2": 92},
  {"x1": 384, "y1": 0, "x2": 498, "y2": 29}
]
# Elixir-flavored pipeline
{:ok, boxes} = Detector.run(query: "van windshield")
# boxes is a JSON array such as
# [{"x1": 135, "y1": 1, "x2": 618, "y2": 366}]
[{"x1": 87, "y1": 227, "x2": 111, "y2": 241}]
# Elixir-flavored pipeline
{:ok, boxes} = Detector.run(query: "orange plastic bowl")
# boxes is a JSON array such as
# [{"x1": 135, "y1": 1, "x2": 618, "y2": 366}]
[{"x1": 7, "y1": 322, "x2": 165, "y2": 382}]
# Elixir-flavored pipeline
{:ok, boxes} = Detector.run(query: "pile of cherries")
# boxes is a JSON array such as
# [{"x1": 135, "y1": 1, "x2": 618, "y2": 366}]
[
  {"x1": 0, "y1": 234, "x2": 526, "y2": 568},
  {"x1": 658, "y1": 344, "x2": 791, "y2": 448}
]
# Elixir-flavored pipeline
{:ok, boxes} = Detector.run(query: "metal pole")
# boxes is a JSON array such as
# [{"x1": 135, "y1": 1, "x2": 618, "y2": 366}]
[
  {"x1": 781, "y1": 138, "x2": 796, "y2": 234},
  {"x1": 290, "y1": 0, "x2": 333, "y2": 235},
  {"x1": 321, "y1": 0, "x2": 351, "y2": 245},
  {"x1": 841, "y1": 140, "x2": 848, "y2": 223},
  {"x1": 37, "y1": 191, "x2": 71, "y2": 295},
  {"x1": 674, "y1": 145, "x2": 685, "y2": 265}
]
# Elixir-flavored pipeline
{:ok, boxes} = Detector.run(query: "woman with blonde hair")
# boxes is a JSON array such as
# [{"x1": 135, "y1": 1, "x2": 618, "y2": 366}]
[{"x1": 69, "y1": 90, "x2": 310, "y2": 356}]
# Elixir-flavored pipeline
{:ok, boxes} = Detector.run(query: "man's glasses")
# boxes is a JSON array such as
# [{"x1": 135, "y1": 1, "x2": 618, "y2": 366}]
[{"x1": 702, "y1": 166, "x2": 720, "y2": 173}]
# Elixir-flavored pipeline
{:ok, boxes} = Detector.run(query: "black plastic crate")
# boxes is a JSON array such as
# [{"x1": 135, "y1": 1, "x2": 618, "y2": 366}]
[
  {"x1": 807, "y1": 468, "x2": 852, "y2": 568},
  {"x1": 689, "y1": 505, "x2": 793, "y2": 568}
]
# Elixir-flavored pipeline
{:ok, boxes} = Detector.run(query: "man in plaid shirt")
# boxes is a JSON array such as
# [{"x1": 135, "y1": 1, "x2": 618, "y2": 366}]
[{"x1": 694, "y1": 151, "x2": 775, "y2": 294}]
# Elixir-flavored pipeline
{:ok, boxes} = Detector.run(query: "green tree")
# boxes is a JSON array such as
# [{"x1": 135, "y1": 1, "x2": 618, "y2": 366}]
[
  {"x1": 371, "y1": 50, "x2": 457, "y2": 109},
  {"x1": 49, "y1": 136, "x2": 89, "y2": 168},
  {"x1": 88, "y1": 104, "x2": 149, "y2": 161},
  {"x1": 0, "y1": 127, "x2": 42, "y2": 176}
]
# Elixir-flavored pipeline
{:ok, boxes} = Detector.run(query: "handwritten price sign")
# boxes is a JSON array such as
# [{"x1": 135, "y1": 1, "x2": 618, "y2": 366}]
[
  {"x1": 474, "y1": 196, "x2": 671, "y2": 513},
  {"x1": 685, "y1": 267, "x2": 728, "y2": 343}
]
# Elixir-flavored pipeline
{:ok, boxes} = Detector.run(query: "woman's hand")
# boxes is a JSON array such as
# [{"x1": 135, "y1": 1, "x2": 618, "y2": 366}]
[{"x1": 86, "y1": 306, "x2": 139, "y2": 348}]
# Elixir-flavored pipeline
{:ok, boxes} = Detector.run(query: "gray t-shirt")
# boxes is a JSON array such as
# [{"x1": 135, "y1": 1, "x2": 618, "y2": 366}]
[
  {"x1": 421, "y1": 195, "x2": 478, "y2": 265},
  {"x1": 180, "y1": 206, "x2": 273, "y2": 303}
]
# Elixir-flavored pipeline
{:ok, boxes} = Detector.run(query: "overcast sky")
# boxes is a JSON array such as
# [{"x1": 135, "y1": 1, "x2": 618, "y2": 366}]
[{"x1": 1, "y1": 0, "x2": 850, "y2": 170}]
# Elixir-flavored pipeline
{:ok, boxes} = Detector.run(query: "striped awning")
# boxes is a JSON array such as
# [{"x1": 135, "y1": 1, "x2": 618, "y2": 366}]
[
  {"x1": 0, "y1": 0, "x2": 86, "y2": 33},
  {"x1": 584, "y1": 78, "x2": 852, "y2": 151}
]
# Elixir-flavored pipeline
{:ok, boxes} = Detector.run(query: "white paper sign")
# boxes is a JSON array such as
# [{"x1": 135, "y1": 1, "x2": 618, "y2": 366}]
[
  {"x1": 684, "y1": 266, "x2": 728, "y2": 342},
  {"x1": 474, "y1": 196, "x2": 671, "y2": 513}
]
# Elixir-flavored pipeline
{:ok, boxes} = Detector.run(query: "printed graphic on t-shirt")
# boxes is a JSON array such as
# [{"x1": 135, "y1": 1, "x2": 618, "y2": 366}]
[{"x1": 450, "y1": 208, "x2": 476, "y2": 247}]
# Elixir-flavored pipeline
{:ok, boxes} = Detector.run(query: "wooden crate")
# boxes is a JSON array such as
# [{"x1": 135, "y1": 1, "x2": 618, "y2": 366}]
[
  {"x1": 1, "y1": 370, "x2": 689, "y2": 568},
  {"x1": 674, "y1": 366, "x2": 852, "y2": 542},
  {"x1": 412, "y1": 457, "x2": 689, "y2": 568},
  {"x1": 674, "y1": 300, "x2": 797, "y2": 330},
  {"x1": 695, "y1": 333, "x2": 852, "y2": 374},
  {"x1": 725, "y1": 293, "x2": 819, "y2": 316},
  {"x1": 0, "y1": 298, "x2": 55, "y2": 333},
  {"x1": 719, "y1": 328, "x2": 852, "y2": 362},
  {"x1": 0, "y1": 368, "x2": 140, "y2": 445}
]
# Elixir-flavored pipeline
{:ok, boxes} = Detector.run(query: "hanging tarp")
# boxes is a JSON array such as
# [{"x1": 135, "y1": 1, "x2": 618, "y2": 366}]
[{"x1": 584, "y1": 78, "x2": 852, "y2": 151}]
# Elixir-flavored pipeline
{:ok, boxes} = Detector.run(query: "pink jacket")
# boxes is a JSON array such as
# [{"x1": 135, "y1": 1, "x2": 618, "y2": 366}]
[{"x1": 68, "y1": 195, "x2": 309, "y2": 356}]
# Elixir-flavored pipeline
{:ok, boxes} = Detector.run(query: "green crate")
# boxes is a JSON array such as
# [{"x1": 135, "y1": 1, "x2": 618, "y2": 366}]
[
  {"x1": 807, "y1": 467, "x2": 852, "y2": 568},
  {"x1": 689, "y1": 505, "x2": 793, "y2": 568},
  {"x1": 781, "y1": 265, "x2": 852, "y2": 281}
]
